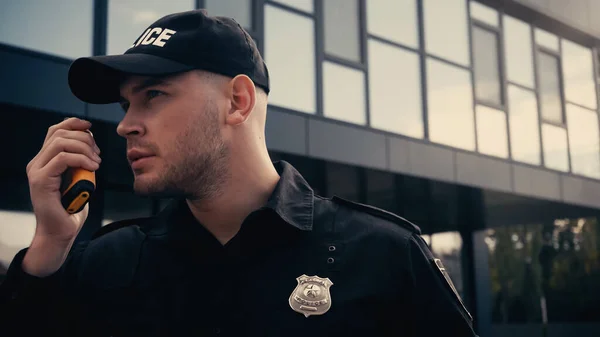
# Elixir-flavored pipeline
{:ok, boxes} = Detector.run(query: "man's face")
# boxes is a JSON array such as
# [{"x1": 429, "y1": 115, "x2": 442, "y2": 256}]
[{"x1": 117, "y1": 71, "x2": 230, "y2": 200}]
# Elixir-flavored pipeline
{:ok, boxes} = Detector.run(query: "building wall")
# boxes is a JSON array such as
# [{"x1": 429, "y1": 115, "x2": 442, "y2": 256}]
[
  {"x1": 1, "y1": 0, "x2": 600, "y2": 205},
  {"x1": 514, "y1": 0, "x2": 600, "y2": 39}
]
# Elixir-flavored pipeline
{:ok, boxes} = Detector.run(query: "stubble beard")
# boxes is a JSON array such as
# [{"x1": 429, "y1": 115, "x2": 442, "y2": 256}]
[{"x1": 133, "y1": 103, "x2": 230, "y2": 201}]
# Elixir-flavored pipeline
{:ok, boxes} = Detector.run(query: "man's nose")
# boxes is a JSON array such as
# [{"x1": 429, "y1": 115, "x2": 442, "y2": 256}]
[{"x1": 116, "y1": 114, "x2": 144, "y2": 138}]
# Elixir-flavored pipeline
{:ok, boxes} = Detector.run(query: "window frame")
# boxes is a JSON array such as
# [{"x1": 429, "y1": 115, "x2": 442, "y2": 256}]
[
  {"x1": 471, "y1": 21, "x2": 505, "y2": 110},
  {"x1": 468, "y1": 2, "x2": 511, "y2": 159},
  {"x1": 533, "y1": 30, "x2": 573, "y2": 172},
  {"x1": 316, "y1": 0, "x2": 370, "y2": 124},
  {"x1": 321, "y1": 0, "x2": 364, "y2": 65},
  {"x1": 262, "y1": 1, "x2": 318, "y2": 114},
  {"x1": 536, "y1": 47, "x2": 567, "y2": 126},
  {"x1": 197, "y1": 0, "x2": 260, "y2": 46}
]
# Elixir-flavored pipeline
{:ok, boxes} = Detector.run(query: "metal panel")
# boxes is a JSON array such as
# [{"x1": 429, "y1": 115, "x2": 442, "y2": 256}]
[
  {"x1": 548, "y1": 0, "x2": 590, "y2": 31},
  {"x1": 408, "y1": 142, "x2": 456, "y2": 183},
  {"x1": 387, "y1": 136, "x2": 411, "y2": 174},
  {"x1": 88, "y1": 103, "x2": 124, "y2": 123},
  {"x1": 308, "y1": 118, "x2": 387, "y2": 170},
  {"x1": 456, "y1": 152, "x2": 512, "y2": 192},
  {"x1": 265, "y1": 106, "x2": 308, "y2": 156},
  {"x1": 561, "y1": 175, "x2": 600, "y2": 208},
  {"x1": 0, "y1": 50, "x2": 85, "y2": 116},
  {"x1": 513, "y1": 164, "x2": 561, "y2": 201},
  {"x1": 513, "y1": 0, "x2": 550, "y2": 11}
]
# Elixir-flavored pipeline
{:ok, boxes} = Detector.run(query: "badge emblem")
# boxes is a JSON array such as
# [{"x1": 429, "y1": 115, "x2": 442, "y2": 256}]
[{"x1": 289, "y1": 274, "x2": 333, "y2": 317}]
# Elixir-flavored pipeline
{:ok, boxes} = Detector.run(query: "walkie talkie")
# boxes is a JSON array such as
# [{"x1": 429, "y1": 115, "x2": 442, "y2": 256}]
[
  {"x1": 60, "y1": 168, "x2": 96, "y2": 214},
  {"x1": 59, "y1": 130, "x2": 97, "y2": 214}
]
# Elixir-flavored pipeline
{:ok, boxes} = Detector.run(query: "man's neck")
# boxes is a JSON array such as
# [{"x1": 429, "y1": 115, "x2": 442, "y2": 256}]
[{"x1": 185, "y1": 160, "x2": 280, "y2": 245}]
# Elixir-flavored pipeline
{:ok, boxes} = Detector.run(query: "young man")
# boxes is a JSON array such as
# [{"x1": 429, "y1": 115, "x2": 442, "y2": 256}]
[{"x1": 0, "y1": 9, "x2": 477, "y2": 337}]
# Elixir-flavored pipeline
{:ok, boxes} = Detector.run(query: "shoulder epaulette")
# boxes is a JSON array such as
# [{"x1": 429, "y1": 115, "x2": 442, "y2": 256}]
[
  {"x1": 332, "y1": 196, "x2": 422, "y2": 234},
  {"x1": 91, "y1": 217, "x2": 152, "y2": 240}
]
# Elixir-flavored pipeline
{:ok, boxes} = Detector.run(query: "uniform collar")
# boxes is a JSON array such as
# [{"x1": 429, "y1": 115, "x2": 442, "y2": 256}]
[
  {"x1": 265, "y1": 160, "x2": 314, "y2": 231},
  {"x1": 149, "y1": 160, "x2": 314, "y2": 235}
]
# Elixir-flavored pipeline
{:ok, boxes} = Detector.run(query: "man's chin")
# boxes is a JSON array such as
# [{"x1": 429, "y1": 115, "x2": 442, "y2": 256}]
[
  {"x1": 133, "y1": 177, "x2": 181, "y2": 198},
  {"x1": 132, "y1": 176, "x2": 161, "y2": 196}
]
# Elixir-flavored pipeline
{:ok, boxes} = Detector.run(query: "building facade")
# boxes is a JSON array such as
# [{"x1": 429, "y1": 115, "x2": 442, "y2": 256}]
[{"x1": 1, "y1": 0, "x2": 600, "y2": 336}]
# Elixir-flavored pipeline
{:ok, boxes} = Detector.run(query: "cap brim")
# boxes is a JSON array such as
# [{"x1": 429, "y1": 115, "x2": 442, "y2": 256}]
[{"x1": 68, "y1": 53, "x2": 195, "y2": 104}]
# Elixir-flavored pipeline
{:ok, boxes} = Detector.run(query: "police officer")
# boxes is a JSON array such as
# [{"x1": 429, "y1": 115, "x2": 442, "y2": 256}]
[{"x1": 0, "y1": 9, "x2": 477, "y2": 337}]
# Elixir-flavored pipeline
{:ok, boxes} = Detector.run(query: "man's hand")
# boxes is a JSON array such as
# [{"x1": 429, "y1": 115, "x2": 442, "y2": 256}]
[{"x1": 22, "y1": 117, "x2": 101, "y2": 277}]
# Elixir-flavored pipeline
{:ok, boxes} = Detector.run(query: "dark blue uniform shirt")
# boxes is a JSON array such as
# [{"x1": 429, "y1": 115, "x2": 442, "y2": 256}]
[{"x1": 0, "y1": 161, "x2": 477, "y2": 336}]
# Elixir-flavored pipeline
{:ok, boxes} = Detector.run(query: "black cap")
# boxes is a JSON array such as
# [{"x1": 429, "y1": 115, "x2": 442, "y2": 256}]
[{"x1": 68, "y1": 9, "x2": 270, "y2": 104}]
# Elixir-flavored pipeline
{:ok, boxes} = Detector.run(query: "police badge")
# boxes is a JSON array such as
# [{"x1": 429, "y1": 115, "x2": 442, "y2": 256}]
[{"x1": 289, "y1": 275, "x2": 333, "y2": 317}]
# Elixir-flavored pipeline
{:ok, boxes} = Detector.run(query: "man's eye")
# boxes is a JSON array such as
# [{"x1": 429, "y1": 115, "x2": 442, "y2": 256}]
[{"x1": 147, "y1": 90, "x2": 164, "y2": 99}]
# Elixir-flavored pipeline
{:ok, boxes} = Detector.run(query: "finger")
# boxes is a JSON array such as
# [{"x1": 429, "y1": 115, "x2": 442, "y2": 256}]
[
  {"x1": 36, "y1": 137, "x2": 101, "y2": 170},
  {"x1": 41, "y1": 129, "x2": 100, "y2": 154},
  {"x1": 44, "y1": 117, "x2": 92, "y2": 144},
  {"x1": 41, "y1": 152, "x2": 100, "y2": 178},
  {"x1": 29, "y1": 129, "x2": 99, "y2": 175}
]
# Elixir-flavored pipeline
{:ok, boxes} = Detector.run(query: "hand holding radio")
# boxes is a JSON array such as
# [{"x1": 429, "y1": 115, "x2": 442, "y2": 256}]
[{"x1": 22, "y1": 117, "x2": 100, "y2": 277}]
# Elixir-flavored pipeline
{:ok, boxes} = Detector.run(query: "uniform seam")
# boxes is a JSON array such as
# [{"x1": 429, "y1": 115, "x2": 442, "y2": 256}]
[
  {"x1": 330, "y1": 199, "x2": 339, "y2": 234},
  {"x1": 129, "y1": 233, "x2": 148, "y2": 289}
]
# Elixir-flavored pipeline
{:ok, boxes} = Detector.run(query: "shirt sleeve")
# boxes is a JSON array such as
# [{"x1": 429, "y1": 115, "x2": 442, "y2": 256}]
[
  {"x1": 0, "y1": 242, "x2": 90, "y2": 336},
  {"x1": 407, "y1": 234, "x2": 479, "y2": 337}
]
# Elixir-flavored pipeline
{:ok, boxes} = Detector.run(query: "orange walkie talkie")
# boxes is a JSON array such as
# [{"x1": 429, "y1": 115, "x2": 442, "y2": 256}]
[
  {"x1": 60, "y1": 167, "x2": 96, "y2": 214},
  {"x1": 59, "y1": 129, "x2": 97, "y2": 214}
]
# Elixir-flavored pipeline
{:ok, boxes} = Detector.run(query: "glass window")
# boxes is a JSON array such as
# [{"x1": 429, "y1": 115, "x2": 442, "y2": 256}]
[
  {"x1": 205, "y1": 0, "x2": 252, "y2": 30},
  {"x1": 472, "y1": 26, "x2": 502, "y2": 105},
  {"x1": 324, "y1": 0, "x2": 361, "y2": 62},
  {"x1": 0, "y1": 211, "x2": 35, "y2": 279},
  {"x1": 323, "y1": 62, "x2": 366, "y2": 125},
  {"x1": 366, "y1": 0, "x2": 418, "y2": 49},
  {"x1": 326, "y1": 162, "x2": 360, "y2": 201},
  {"x1": 534, "y1": 28, "x2": 559, "y2": 52},
  {"x1": 107, "y1": 0, "x2": 195, "y2": 55},
  {"x1": 368, "y1": 40, "x2": 423, "y2": 138},
  {"x1": 0, "y1": 0, "x2": 93, "y2": 59},
  {"x1": 504, "y1": 16, "x2": 535, "y2": 88},
  {"x1": 476, "y1": 105, "x2": 509, "y2": 158},
  {"x1": 103, "y1": 190, "x2": 153, "y2": 226},
  {"x1": 271, "y1": 0, "x2": 314, "y2": 13},
  {"x1": 537, "y1": 51, "x2": 564, "y2": 124},
  {"x1": 508, "y1": 85, "x2": 541, "y2": 165},
  {"x1": 429, "y1": 231, "x2": 464, "y2": 299},
  {"x1": 366, "y1": 169, "x2": 397, "y2": 213},
  {"x1": 470, "y1": 1, "x2": 499, "y2": 27},
  {"x1": 562, "y1": 40, "x2": 597, "y2": 110},
  {"x1": 423, "y1": 0, "x2": 470, "y2": 66},
  {"x1": 566, "y1": 104, "x2": 600, "y2": 179},
  {"x1": 486, "y1": 218, "x2": 600, "y2": 323},
  {"x1": 427, "y1": 58, "x2": 475, "y2": 151},
  {"x1": 264, "y1": 5, "x2": 316, "y2": 114},
  {"x1": 542, "y1": 124, "x2": 569, "y2": 172}
]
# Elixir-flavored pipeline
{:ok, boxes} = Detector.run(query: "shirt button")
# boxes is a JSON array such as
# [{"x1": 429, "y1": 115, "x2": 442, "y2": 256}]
[{"x1": 328, "y1": 245, "x2": 336, "y2": 252}]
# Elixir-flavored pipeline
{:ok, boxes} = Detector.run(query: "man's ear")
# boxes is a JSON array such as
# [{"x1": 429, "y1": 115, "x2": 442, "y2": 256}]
[{"x1": 225, "y1": 75, "x2": 256, "y2": 126}]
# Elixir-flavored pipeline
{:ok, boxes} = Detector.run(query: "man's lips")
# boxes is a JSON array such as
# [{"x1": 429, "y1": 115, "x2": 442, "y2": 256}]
[{"x1": 127, "y1": 149, "x2": 155, "y2": 164}]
